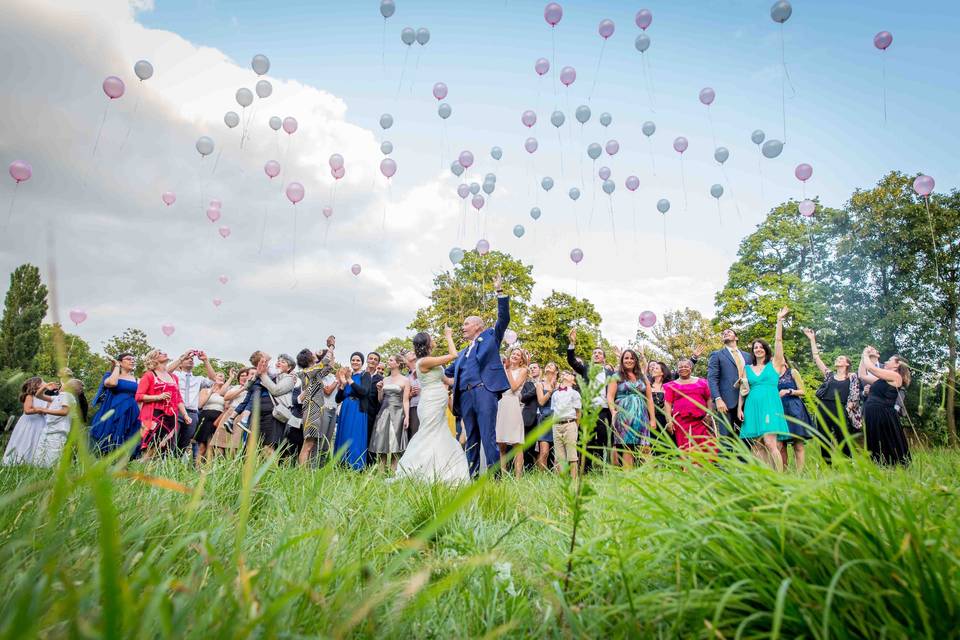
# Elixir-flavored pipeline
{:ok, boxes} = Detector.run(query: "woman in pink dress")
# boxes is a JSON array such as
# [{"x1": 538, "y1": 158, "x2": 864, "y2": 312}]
[{"x1": 663, "y1": 358, "x2": 717, "y2": 455}]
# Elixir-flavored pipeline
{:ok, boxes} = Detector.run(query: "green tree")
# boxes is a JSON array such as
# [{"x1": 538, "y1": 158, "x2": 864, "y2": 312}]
[
  {"x1": 522, "y1": 291, "x2": 604, "y2": 367},
  {"x1": 409, "y1": 250, "x2": 535, "y2": 342},
  {"x1": 636, "y1": 307, "x2": 721, "y2": 373},
  {"x1": 34, "y1": 324, "x2": 109, "y2": 397},
  {"x1": 373, "y1": 337, "x2": 414, "y2": 362},
  {"x1": 102, "y1": 328, "x2": 154, "y2": 376},
  {"x1": 0, "y1": 264, "x2": 48, "y2": 370}
]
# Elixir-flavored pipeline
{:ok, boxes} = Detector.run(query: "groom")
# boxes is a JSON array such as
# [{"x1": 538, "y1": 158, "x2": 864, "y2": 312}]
[{"x1": 446, "y1": 274, "x2": 510, "y2": 477}]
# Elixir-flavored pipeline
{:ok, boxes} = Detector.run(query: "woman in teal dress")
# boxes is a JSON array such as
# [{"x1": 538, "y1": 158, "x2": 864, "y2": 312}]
[{"x1": 738, "y1": 307, "x2": 790, "y2": 471}]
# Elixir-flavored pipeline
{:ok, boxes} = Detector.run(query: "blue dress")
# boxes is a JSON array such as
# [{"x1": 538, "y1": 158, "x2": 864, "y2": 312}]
[
  {"x1": 778, "y1": 368, "x2": 813, "y2": 440},
  {"x1": 90, "y1": 375, "x2": 142, "y2": 455},
  {"x1": 334, "y1": 374, "x2": 367, "y2": 470},
  {"x1": 612, "y1": 376, "x2": 651, "y2": 447}
]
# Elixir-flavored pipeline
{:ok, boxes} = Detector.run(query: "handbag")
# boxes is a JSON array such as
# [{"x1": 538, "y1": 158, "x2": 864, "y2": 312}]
[{"x1": 269, "y1": 375, "x2": 302, "y2": 429}]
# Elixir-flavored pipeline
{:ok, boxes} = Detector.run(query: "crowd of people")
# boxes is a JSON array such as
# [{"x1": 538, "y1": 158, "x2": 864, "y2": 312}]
[{"x1": 2, "y1": 288, "x2": 913, "y2": 477}]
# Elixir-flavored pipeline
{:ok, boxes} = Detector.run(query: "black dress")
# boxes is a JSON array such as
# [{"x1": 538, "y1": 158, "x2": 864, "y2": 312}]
[
  {"x1": 819, "y1": 374, "x2": 852, "y2": 463},
  {"x1": 863, "y1": 379, "x2": 910, "y2": 466}
]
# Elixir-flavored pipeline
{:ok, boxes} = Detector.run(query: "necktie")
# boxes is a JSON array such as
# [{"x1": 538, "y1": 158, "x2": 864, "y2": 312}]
[
  {"x1": 184, "y1": 373, "x2": 192, "y2": 407},
  {"x1": 465, "y1": 339, "x2": 477, "y2": 359}
]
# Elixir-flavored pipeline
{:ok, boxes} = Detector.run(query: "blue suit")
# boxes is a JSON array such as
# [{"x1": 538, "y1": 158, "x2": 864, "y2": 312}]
[
  {"x1": 707, "y1": 347, "x2": 752, "y2": 437},
  {"x1": 446, "y1": 295, "x2": 510, "y2": 476}
]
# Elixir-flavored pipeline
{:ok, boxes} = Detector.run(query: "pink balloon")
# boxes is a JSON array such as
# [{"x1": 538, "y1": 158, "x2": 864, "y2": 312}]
[
  {"x1": 913, "y1": 175, "x2": 935, "y2": 197},
  {"x1": 798, "y1": 199, "x2": 816, "y2": 217},
  {"x1": 286, "y1": 182, "x2": 305, "y2": 204},
  {"x1": 329, "y1": 153, "x2": 344, "y2": 170},
  {"x1": 458, "y1": 150, "x2": 474, "y2": 169},
  {"x1": 570, "y1": 248, "x2": 584, "y2": 264},
  {"x1": 544, "y1": 2, "x2": 563, "y2": 26},
  {"x1": 535, "y1": 57, "x2": 550, "y2": 76},
  {"x1": 161, "y1": 323, "x2": 175, "y2": 337},
  {"x1": 598, "y1": 166, "x2": 611, "y2": 181},
  {"x1": 209, "y1": 199, "x2": 222, "y2": 209},
  {"x1": 521, "y1": 110, "x2": 537, "y2": 128},
  {"x1": 351, "y1": 263, "x2": 362, "y2": 276},
  {"x1": 264, "y1": 160, "x2": 281, "y2": 179},
  {"x1": 102, "y1": 76, "x2": 125, "y2": 99},
  {"x1": 212, "y1": 298, "x2": 223, "y2": 307},
  {"x1": 457, "y1": 184, "x2": 470, "y2": 199},
  {"x1": 524, "y1": 137, "x2": 538, "y2": 154},
  {"x1": 282, "y1": 116, "x2": 298, "y2": 134},
  {"x1": 559, "y1": 66, "x2": 576, "y2": 87},
  {"x1": 331, "y1": 166, "x2": 345, "y2": 180},
  {"x1": 218, "y1": 275, "x2": 229, "y2": 284},
  {"x1": 69, "y1": 308, "x2": 87, "y2": 325},
  {"x1": 218, "y1": 226, "x2": 231, "y2": 238},
  {"x1": 639, "y1": 310, "x2": 657, "y2": 328},
  {"x1": 874, "y1": 31, "x2": 893, "y2": 51},
  {"x1": 322, "y1": 206, "x2": 333, "y2": 218},
  {"x1": 504, "y1": 329, "x2": 518, "y2": 345},
  {"x1": 472, "y1": 195, "x2": 485, "y2": 210},
  {"x1": 795, "y1": 163, "x2": 813, "y2": 182},
  {"x1": 625, "y1": 175, "x2": 640, "y2": 191},
  {"x1": 432, "y1": 82, "x2": 448, "y2": 100},
  {"x1": 8, "y1": 160, "x2": 32, "y2": 183},
  {"x1": 380, "y1": 158, "x2": 397, "y2": 179},
  {"x1": 605, "y1": 139, "x2": 620, "y2": 156},
  {"x1": 635, "y1": 9, "x2": 652, "y2": 30},
  {"x1": 699, "y1": 87, "x2": 716, "y2": 106},
  {"x1": 673, "y1": 137, "x2": 688, "y2": 154},
  {"x1": 206, "y1": 208, "x2": 221, "y2": 223},
  {"x1": 598, "y1": 19, "x2": 615, "y2": 39},
  {"x1": 476, "y1": 239, "x2": 490, "y2": 255},
  {"x1": 161, "y1": 191, "x2": 176, "y2": 206}
]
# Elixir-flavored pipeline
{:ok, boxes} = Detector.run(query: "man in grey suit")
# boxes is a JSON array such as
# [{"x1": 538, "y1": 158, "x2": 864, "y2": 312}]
[{"x1": 707, "y1": 328, "x2": 753, "y2": 438}]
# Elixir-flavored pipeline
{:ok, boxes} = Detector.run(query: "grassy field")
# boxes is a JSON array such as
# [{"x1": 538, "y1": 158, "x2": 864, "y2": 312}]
[{"x1": 0, "y1": 434, "x2": 958, "y2": 639}]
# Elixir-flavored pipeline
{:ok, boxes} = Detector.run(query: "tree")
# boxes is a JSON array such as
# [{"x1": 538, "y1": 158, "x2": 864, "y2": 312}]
[
  {"x1": 373, "y1": 337, "x2": 414, "y2": 362},
  {"x1": 635, "y1": 308, "x2": 721, "y2": 373},
  {"x1": 522, "y1": 291, "x2": 605, "y2": 367},
  {"x1": 102, "y1": 328, "x2": 154, "y2": 376},
  {"x1": 409, "y1": 250, "x2": 535, "y2": 342},
  {"x1": 0, "y1": 264, "x2": 48, "y2": 370},
  {"x1": 34, "y1": 324, "x2": 109, "y2": 397}
]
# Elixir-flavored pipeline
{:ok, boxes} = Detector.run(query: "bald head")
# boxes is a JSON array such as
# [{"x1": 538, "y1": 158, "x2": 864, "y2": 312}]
[{"x1": 462, "y1": 315, "x2": 484, "y2": 341}]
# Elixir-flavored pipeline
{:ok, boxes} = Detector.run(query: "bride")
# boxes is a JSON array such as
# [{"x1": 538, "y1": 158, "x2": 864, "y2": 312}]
[{"x1": 395, "y1": 327, "x2": 470, "y2": 483}]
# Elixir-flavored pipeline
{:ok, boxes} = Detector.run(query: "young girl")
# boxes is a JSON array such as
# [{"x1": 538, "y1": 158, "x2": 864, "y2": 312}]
[
  {"x1": 33, "y1": 379, "x2": 84, "y2": 468},
  {"x1": 2, "y1": 377, "x2": 47, "y2": 465}
]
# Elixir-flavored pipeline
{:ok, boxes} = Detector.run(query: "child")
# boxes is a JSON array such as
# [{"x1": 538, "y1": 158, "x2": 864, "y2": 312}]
[
  {"x1": 550, "y1": 370, "x2": 582, "y2": 478},
  {"x1": 33, "y1": 379, "x2": 83, "y2": 468}
]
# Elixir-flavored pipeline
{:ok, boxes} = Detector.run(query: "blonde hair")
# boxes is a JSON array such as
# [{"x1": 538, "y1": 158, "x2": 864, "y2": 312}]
[
  {"x1": 892, "y1": 355, "x2": 911, "y2": 387},
  {"x1": 143, "y1": 349, "x2": 163, "y2": 372},
  {"x1": 507, "y1": 347, "x2": 529, "y2": 369}
]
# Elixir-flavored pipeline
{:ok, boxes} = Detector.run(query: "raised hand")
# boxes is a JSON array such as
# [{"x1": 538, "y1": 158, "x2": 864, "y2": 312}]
[
  {"x1": 693, "y1": 344, "x2": 705, "y2": 358},
  {"x1": 777, "y1": 307, "x2": 790, "y2": 321},
  {"x1": 568, "y1": 327, "x2": 577, "y2": 344},
  {"x1": 444, "y1": 326, "x2": 453, "y2": 340},
  {"x1": 802, "y1": 328, "x2": 816, "y2": 340},
  {"x1": 493, "y1": 273, "x2": 503, "y2": 292}
]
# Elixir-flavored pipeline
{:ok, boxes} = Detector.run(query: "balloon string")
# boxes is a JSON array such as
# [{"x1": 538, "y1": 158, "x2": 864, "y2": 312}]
[
  {"x1": 212, "y1": 148, "x2": 223, "y2": 176},
  {"x1": 292, "y1": 205, "x2": 297, "y2": 276},
  {"x1": 241, "y1": 104, "x2": 259, "y2": 150},
  {"x1": 680, "y1": 156, "x2": 688, "y2": 212},
  {"x1": 381, "y1": 18, "x2": 387, "y2": 76},
  {"x1": 924, "y1": 197, "x2": 941, "y2": 279},
  {"x1": 4, "y1": 183, "x2": 19, "y2": 233},
  {"x1": 881, "y1": 54, "x2": 888, "y2": 126},
  {"x1": 396, "y1": 47, "x2": 410, "y2": 101},
  {"x1": 707, "y1": 106, "x2": 717, "y2": 150},
  {"x1": 588, "y1": 39, "x2": 606, "y2": 102},
  {"x1": 557, "y1": 127, "x2": 564, "y2": 179},
  {"x1": 632, "y1": 199, "x2": 637, "y2": 244},
  {"x1": 608, "y1": 195, "x2": 617, "y2": 250},
  {"x1": 589, "y1": 159, "x2": 597, "y2": 225},
  {"x1": 118, "y1": 87, "x2": 142, "y2": 153},
  {"x1": 92, "y1": 103, "x2": 110, "y2": 157},
  {"x1": 721, "y1": 164, "x2": 742, "y2": 219},
  {"x1": 663, "y1": 215, "x2": 669, "y2": 272},
  {"x1": 551, "y1": 28, "x2": 558, "y2": 107},
  {"x1": 258, "y1": 206, "x2": 269, "y2": 255},
  {"x1": 716, "y1": 199, "x2": 722, "y2": 225},
  {"x1": 758, "y1": 153, "x2": 765, "y2": 211},
  {"x1": 647, "y1": 138, "x2": 657, "y2": 176},
  {"x1": 642, "y1": 54, "x2": 657, "y2": 113},
  {"x1": 410, "y1": 49, "x2": 421, "y2": 96},
  {"x1": 67, "y1": 334, "x2": 76, "y2": 366}
]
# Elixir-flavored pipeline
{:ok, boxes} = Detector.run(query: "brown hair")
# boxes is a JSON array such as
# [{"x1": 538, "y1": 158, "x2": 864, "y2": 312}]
[
  {"x1": 249, "y1": 350, "x2": 266, "y2": 366},
  {"x1": 19, "y1": 377, "x2": 43, "y2": 404},
  {"x1": 892, "y1": 355, "x2": 911, "y2": 387}
]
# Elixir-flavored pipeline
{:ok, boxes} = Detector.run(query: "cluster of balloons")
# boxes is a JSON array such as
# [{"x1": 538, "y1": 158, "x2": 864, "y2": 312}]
[
  {"x1": 635, "y1": 8, "x2": 653, "y2": 53},
  {"x1": 400, "y1": 27, "x2": 431, "y2": 46}
]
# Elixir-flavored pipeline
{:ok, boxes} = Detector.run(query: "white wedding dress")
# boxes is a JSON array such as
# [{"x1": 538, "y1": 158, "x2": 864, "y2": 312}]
[{"x1": 395, "y1": 360, "x2": 470, "y2": 484}]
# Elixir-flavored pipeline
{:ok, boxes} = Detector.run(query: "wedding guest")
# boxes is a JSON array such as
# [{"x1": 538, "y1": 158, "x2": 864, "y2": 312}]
[
  {"x1": 737, "y1": 308, "x2": 791, "y2": 471},
  {"x1": 647, "y1": 361, "x2": 670, "y2": 444},
  {"x1": 90, "y1": 353, "x2": 141, "y2": 455},
  {"x1": 858, "y1": 347, "x2": 911, "y2": 466},
  {"x1": 495, "y1": 347, "x2": 528, "y2": 478},
  {"x1": 803, "y1": 328, "x2": 861, "y2": 463},
  {"x1": 364, "y1": 352, "x2": 383, "y2": 448},
  {"x1": 534, "y1": 362, "x2": 559, "y2": 470},
  {"x1": 167, "y1": 350, "x2": 217, "y2": 456},
  {"x1": 707, "y1": 329, "x2": 752, "y2": 439},
  {"x1": 607, "y1": 349, "x2": 656, "y2": 469},
  {"x1": 194, "y1": 370, "x2": 234, "y2": 465},
  {"x1": 777, "y1": 357, "x2": 813, "y2": 470},
  {"x1": 33, "y1": 379, "x2": 83, "y2": 468},
  {"x1": 234, "y1": 351, "x2": 295, "y2": 458},
  {"x1": 334, "y1": 353, "x2": 372, "y2": 470},
  {"x1": 136, "y1": 349, "x2": 190, "y2": 459},
  {"x1": 298, "y1": 348, "x2": 337, "y2": 466},
  {"x1": 567, "y1": 328, "x2": 615, "y2": 469},
  {"x1": 2, "y1": 377, "x2": 47, "y2": 465},
  {"x1": 404, "y1": 351, "x2": 422, "y2": 438},
  {"x1": 370, "y1": 354, "x2": 411, "y2": 470},
  {"x1": 551, "y1": 370, "x2": 582, "y2": 477},
  {"x1": 210, "y1": 368, "x2": 253, "y2": 456},
  {"x1": 520, "y1": 362, "x2": 541, "y2": 468},
  {"x1": 664, "y1": 359, "x2": 716, "y2": 454}
]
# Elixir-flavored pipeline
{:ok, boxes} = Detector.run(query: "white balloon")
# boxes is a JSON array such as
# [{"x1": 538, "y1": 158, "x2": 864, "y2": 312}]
[
  {"x1": 133, "y1": 59, "x2": 153, "y2": 81},
  {"x1": 196, "y1": 136, "x2": 215, "y2": 157},
  {"x1": 251, "y1": 54, "x2": 270, "y2": 76},
  {"x1": 224, "y1": 111, "x2": 240, "y2": 128},
  {"x1": 236, "y1": 88, "x2": 253, "y2": 108},
  {"x1": 269, "y1": 116, "x2": 282, "y2": 131},
  {"x1": 255, "y1": 79, "x2": 272, "y2": 99}
]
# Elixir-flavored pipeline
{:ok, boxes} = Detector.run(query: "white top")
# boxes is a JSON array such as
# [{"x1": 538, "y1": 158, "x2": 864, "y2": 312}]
[
  {"x1": 407, "y1": 373, "x2": 421, "y2": 408},
  {"x1": 322, "y1": 373, "x2": 338, "y2": 409},
  {"x1": 551, "y1": 387, "x2": 582, "y2": 421},
  {"x1": 44, "y1": 392, "x2": 74, "y2": 436},
  {"x1": 177, "y1": 371, "x2": 213, "y2": 411}
]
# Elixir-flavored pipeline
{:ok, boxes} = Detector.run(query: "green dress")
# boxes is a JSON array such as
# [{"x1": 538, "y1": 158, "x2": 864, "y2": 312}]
[{"x1": 739, "y1": 362, "x2": 789, "y2": 439}]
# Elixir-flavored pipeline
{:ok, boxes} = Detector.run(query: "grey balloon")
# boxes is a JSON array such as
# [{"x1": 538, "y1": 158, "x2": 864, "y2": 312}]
[
  {"x1": 642, "y1": 121, "x2": 656, "y2": 137},
  {"x1": 714, "y1": 147, "x2": 730, "y2": 164},
  {"x1": 770, "y1": 0, "x2": 792, "y2": 23},
  {"x1": 469, "y1": 182, "x2": 481, "y2": 195},
  {"x1": 575, "y1": 105, "x2": 591, "y2": 124},
  {"x1": 251, "y1": 54, "x2": 270, "y2": 76},
  {"x1": 438, "y1": 102, "x2": 452, "y2": 119},
  {"x1": 269, "y1": 116, "x2": 282, "y2": 131},
  {"x1": 416, "y1": 27, "x2": 430, "y2": 45},
  {"x1": 401, "y1": 27, "x2": 415, "y2": 45},
  {"x1": 255, "y1": 79, "x2": 272, "y2": 99},
  {"x1": 195, "y1": 136, "x2": 215, "y2": 157},
  {"x1": 450, "y1": 161, "x2": 464, "y2": 177},
  {"x1": 491, "y1": 146, "x2": 503, "y2": 160},
  {"x1": 224, "y1": 111, "x2": 240, "y2": 128},
  {"x1": 551, "y1": 110, "x2": 565, "y2": 128},
  {"x1": 236, "y1": 88, "x2": 253, "y2": 108},
  {"x1": 379, "y1": 113, "x2": 394, "y2": 129},
  {"x1": 380, "y1": 141, "x2": 394, "y2": 155},
  {"x1": 568, "y1": 187, "x2": 581, "y2": 201},
  {"x1": 587, "y1": 143, "x2": 602, "y2": 160},
  {"x1": 484, "y1": 173, "x2": 497, "y2": 183},
  {"x1": 602, "y1": 179, "x2": 616, "y2": 195},
  {"x1": 133, "y1": 59, "x2": 154, "y2": 81},
  {"x1": 635, "y1": 34, "x2": 651, "y2": 53},
  {"x1": 482, "y1": 181, "x2": 495, "y2": 195},
  {"x1": 710, "y1": 184, "x2": 724, "y2": 199},
  {"x1": 761, "y1": 139, "x2": 784, "y2": 159},
  {"x1": 541, "y1": 177, "x2": 554, "y2": 191},
  {"x1": 449, "y1": 247, "x2": 464, "y2": 265},
  {"x1": 751, "y1": 129, "x2": 766, "y2": 145},
  {"x1": 530, "y1": 207, "x2": 542, "y2": 220},
  {"x1": 380, "y1": 0, "x2": 396, "y2": 19},
  {"x1": 513, "y1": 225, "x2": 525, "y2": 238},
  {"x1": 657, "y1": 198, "x2": 670, "y2": 214},
  {"x1": 599, "y1": 112, "x2": 612, "y2": 127}
]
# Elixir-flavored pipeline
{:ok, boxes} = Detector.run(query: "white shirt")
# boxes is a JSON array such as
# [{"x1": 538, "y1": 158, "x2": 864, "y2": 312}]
[
  {"x1": 44, "y1": 392, "x2": 74, "y2": 436},
  {"x1": 177, "y1": 370, "x2": 212, "y2": 411},
  {"x1": 551, "y1": 387, "x2": 582, "y2": 421},
  {"x1": 322, "y1": 373, "x2": 338, "y2": 409}
]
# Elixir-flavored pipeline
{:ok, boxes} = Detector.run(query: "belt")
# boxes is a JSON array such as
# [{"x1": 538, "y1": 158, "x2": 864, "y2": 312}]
[
  {"x1": 461, "y1": 382, "x2": 485, "y2": 392},
  {"x1": 557, "y1": 418, "x2": 577, "y2": 425}
]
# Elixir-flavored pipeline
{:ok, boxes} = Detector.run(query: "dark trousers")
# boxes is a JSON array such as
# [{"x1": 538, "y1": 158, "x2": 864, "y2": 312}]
[
  {"x1": 459, "y1": 386, "x2": 500, "y2": 477},
  {"x1": 175, "y1": 409, "x2": 200, "y2": 454},
  {"x1": 583, "y1": 408, "x2": 611, "y2": 472},
  {"x1": 407, "y1": 406, "x2": 420, "y2": 438}
]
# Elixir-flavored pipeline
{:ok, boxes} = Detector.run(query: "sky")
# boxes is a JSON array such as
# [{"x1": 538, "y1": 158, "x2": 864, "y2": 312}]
[{"x1": 1, "y1": 0, "x2": 958, "y2": 364}]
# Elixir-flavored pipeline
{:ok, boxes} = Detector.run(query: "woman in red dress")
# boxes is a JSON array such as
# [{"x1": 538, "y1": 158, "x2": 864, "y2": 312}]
[
  {"x1": 663, "y1": 358, "x2": 717, "y2": 455},
  {"x1": 135, "y1": 349, "x2": 191, "y2": 459}
]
